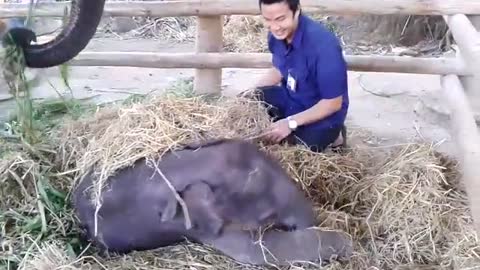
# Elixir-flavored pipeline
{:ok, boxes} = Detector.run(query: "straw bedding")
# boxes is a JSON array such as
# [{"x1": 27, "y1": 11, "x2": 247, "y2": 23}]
[{"x1": 2, "y1": 91, "x2": 480, "y2": 270}]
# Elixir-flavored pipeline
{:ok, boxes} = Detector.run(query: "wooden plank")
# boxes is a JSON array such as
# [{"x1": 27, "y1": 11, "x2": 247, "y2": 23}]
[
  {"x1": 346, "y1": 55, "x2": 469, "y2": 75},
  {"x1": 1, "y1": 0, "x2": 480, "y2": 18},
  {"x1": 194, "y1": 16, "x2": 223, "y2": 95},
  {"x1": 65, "y1": 51, "x2": 470, "y2": 76},
  {"x1": 440, "y1": 74, "x2": 480, "y2": 236}
]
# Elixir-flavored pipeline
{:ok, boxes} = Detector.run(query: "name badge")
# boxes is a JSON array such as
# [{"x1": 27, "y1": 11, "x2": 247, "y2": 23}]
[{"x1": 287, "y1": 71, "x2": 296, "y2": 92}]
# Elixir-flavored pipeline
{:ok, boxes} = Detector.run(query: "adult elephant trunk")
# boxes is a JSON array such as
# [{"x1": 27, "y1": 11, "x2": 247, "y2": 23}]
[{"x1": 5, "y1": 0, "x2": 106, "y2": 68}]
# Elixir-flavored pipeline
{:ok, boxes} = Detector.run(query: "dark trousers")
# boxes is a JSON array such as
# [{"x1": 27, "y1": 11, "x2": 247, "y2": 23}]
[{"x1": 256, "y1": 85, "x2": 343, "y2": 152}]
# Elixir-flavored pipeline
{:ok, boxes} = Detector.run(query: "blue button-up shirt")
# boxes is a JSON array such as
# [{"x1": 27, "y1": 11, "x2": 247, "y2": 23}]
[{"x1": 268, "y1": 14, "x2": 349, "y2": 129}]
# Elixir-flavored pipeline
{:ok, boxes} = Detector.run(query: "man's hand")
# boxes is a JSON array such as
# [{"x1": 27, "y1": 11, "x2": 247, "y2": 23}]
[{"x1": 262, "y1": 118, "x2": 292, "y2": 144}]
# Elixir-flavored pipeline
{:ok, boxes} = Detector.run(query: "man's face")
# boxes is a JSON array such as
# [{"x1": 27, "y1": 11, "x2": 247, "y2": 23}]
[{"x1": 260, "y1": 1, "x2": 298, "y2": 41}]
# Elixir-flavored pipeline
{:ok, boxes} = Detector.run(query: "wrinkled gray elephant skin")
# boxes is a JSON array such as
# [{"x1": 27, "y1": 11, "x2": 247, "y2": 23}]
[
  {"x1": 72, "y1": 139, "x2": 353, "y2": 265},
  {"x1": 76, "y1": 138, "x2": 317, "y2": 235},
  {"x1": 1, "y1": 0, "x2": 106, "y2": 68},
  {"x1": 179, "y1": 179, "x2": 353, "y2": 265}
]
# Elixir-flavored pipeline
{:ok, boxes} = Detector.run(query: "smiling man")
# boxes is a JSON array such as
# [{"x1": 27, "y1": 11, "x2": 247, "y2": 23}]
[{"x1": 254, "y1": 0, "x2": 349, "y2": 153}]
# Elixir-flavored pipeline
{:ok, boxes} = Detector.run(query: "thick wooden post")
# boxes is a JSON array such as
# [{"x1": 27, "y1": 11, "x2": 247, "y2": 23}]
[
  {"x1": 443, "y1": 15, "x2": 480, "y2": 118},
  {"x1": 459, "y1": 16, "x2": 480, "y2": 118},
  {"x1": 194, "y1": 16, "x2": 223, "y2": 95},
  {"x1": 442, "y1": 14, "x2": 480, "y2": 236},
  {"x1": 441, "y1": 75, "x2": 480, "y2": 236}
]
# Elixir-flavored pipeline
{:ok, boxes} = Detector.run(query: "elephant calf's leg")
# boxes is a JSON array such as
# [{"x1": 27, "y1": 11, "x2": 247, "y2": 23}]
[{"x1": 197, "y1": 226, "x2": 353, "y2": 266}]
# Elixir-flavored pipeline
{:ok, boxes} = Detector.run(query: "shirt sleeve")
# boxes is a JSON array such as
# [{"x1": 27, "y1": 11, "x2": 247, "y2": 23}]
[{"x1": 315, "y1": 39, "x2": 348, "y2": 99}]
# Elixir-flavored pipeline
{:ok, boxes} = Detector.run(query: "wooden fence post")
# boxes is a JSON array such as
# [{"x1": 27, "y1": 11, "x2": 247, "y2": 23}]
[
  {"x1": 444, "y1": 15, "x2": 480, "y2": 117},
  {"x1": 442, "y1": 14, "x2": 480, "y2": 236},
  {"x1": 194, "y1": 16, "x2": 223, "y2": 95},
  {"x1": 440, "y1": 74, "x2": 480, "y2": 236},
  {"x1": 459, "y1": 16, "x2": 480, "y2": 120}
]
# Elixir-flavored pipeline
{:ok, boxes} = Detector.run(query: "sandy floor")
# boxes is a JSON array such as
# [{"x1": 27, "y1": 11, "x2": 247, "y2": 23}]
[{"x1": 0, "y1": 37, "x2": 460, "y2": 157}]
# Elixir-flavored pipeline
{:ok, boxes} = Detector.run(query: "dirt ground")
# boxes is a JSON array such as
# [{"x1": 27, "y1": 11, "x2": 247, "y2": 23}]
[{"x1": 0, "y1": 35, "x2": 459, "y2": 158}]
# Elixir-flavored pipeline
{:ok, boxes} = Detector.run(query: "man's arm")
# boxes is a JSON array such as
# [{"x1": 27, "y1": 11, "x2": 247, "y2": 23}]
[
  {"x1": 290, "y1": 42, "x2": 347, "y2": 127},
  {"x1": 254, "y1": 34, "x2": 283, "y2": 88},
  {"x1": 254, "y1": 67, "x2": 282, "y2": 88},
  {"x1": 291, "y1": 96, "x2": 343, "y2": 126}
]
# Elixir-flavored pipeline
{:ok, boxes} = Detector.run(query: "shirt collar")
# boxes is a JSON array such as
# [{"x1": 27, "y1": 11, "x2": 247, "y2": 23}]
[{"x1": 290, "y1": 13, "x2": 306, "y2": 49}]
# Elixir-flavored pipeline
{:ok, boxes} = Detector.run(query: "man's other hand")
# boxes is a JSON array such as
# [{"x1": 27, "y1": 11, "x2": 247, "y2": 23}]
[{"x1": 261, "y1": 118, "x2": 292, "y2": 144}]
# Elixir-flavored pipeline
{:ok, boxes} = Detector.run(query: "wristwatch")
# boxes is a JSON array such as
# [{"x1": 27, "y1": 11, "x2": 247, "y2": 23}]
[{"x1": 287, "y1": 116, "x2": 298, "y2": 130}]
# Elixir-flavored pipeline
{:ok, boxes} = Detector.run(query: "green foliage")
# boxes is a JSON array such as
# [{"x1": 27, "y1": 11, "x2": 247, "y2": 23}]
[
  {"x1": 1, "y1": 41, "x2": 37, "y2": 144},
  {"x1": 164, "y1": 76, "x2": 195, "y2": 98},
  {"x1": 0, "y1": 163, "x2": 86, "y2": 269}
]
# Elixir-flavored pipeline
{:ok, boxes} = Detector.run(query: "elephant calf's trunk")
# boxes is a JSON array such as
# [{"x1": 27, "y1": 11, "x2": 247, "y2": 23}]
[
  {"x1": 1, "y1": 18, "x2": 36, "y2": 48},
  {"x1": 198, "y1": 226, "x2": 353, "y2": 266}
]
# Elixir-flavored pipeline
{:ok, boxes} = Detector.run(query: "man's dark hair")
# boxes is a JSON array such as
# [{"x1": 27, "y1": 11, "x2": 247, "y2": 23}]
[{"x1": 259, "y1": 0, "x2": 300, "y2": 14}]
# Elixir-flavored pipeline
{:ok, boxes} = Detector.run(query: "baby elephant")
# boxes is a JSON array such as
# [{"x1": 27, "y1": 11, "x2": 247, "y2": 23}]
[
  {"x1": 72, "y1": 138, "x2": 352, "y2": 265},
  {"x1": 74, "y1": 139, "x2": 315, "y2": 251}
]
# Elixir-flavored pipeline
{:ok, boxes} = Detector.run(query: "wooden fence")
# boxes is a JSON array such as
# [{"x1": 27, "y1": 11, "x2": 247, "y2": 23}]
[{"x1": 2, "y1": 0, "x2": 480, "y2": 235}]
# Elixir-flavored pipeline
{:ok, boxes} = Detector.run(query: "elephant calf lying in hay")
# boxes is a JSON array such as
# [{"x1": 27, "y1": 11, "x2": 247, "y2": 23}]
[
  {"x1": 5, "y1": 92, "x2": 479, "y2": 269},
  {"x1": 72, "y1": 138, "x2": 353, "y2": 265}
]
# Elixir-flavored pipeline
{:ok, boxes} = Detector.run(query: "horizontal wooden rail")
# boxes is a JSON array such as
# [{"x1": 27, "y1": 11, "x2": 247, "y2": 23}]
[
  {"x1": 1, "y1": 0, "x2": 480, "y2": 18},
  {"x1": 66, "y1": 52, "x2": 470, "y2": 76}
]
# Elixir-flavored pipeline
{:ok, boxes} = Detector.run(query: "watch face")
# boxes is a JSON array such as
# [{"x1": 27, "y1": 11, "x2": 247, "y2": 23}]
[{"x1": 289, "y1": 120, "x2": 297, "y2": 129}]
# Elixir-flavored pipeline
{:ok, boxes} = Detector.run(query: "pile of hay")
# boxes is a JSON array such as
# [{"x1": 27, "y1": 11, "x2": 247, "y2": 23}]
[
  {"x1": 55, "y1": 92, "x2": 273, "y2": 206},
  {"x1": 2, "y1": 91, "x2": 480, "y2": 270}
]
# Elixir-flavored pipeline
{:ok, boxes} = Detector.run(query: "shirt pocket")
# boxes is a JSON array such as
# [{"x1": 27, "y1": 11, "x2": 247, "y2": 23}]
[{"x1": 290, "y1": 58, "x2": 315, "y2": 94}]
